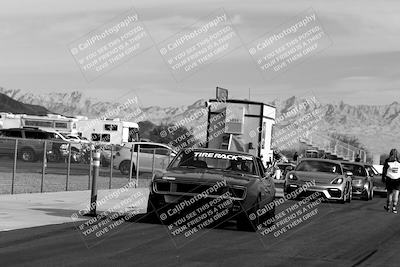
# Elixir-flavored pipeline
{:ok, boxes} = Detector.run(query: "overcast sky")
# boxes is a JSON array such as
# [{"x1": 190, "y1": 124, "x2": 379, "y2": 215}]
[{"x1": 0, "y1": 0, "x2": 399, "y2": 107}]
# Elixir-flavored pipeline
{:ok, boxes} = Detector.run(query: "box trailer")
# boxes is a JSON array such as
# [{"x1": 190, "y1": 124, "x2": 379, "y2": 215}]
[
  {"x1": 76, "y1": 119, "x2": 139, "y2": 145},
  {"x1": 206, "y1": 98, "x2": 276, "y2": 166}
]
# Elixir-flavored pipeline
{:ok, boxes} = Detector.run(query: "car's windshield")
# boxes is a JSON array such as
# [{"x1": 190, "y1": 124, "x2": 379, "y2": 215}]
[
  {"x1": 365, "y1": 165, "x2": 379, "y2": 176},
  {"x1": 296, "y1": 160, "x2": 342, "y2": 174},
  {"x1": 342, "y1": 164, "x2": 367, "y2": 177},
  {"x1": 277, "y1": 163, "x2": 291, "y2": 170},
  {"x1": 170, "y1": 150, "x2": 257, "y2": 175}
]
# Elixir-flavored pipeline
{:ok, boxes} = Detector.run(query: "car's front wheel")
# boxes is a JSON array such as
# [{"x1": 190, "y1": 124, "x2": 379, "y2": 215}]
[
  {"x1": 369, "y1": 187, "x2": 374, "y2": 200},
  {"x1": 237, "y1": 196, "x2": 263, "y2": 232},
  {"x1": 346, "y1": 188, "x2": 352, "y2": 203},
  {"x1": 362, "y1": 189, "x2": 369, "y2": 201},
  {"x1": 119, "y1": 161, "x2": 135, "y2": 175},
  {"x1": 144, "y1": 193, "x2": 163, "y2": 224},
  {"x1": 20, "y1": 148, "x2": 36, "y2": 162},
  {"x1": 339, "y1": 184, "x2": 348, "y2": 204}
]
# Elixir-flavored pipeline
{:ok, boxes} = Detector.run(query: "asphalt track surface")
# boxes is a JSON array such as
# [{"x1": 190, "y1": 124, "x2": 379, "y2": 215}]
[{"x1": 1, "y1": 195, "x2": 399, "y2": 267}]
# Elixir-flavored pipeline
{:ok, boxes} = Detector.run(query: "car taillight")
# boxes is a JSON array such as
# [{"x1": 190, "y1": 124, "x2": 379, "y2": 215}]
[
  {"x1": 331, "y1": 178, "x2": 343, "y2": 184},
  {"x1": 288, "y1": 173, "x2": 297, "y2": 180}
]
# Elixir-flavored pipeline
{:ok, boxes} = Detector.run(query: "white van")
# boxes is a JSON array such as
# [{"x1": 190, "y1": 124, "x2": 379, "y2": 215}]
[{"x1": 113, "y1": 142, "x2": 176, "y2": 175}]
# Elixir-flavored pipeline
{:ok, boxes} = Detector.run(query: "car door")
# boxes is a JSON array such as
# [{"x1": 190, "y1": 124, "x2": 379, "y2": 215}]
[
  {"x1": 139, "y1": 144, "x2": 173, "y2": 172},
  {"x1": 137, "y1": 143, "x2": 156, "y2": 172},
  {"x1": 152, "y1": 145, "x2": 174, "y2": 171},
  {"x1": 0, "y1": 130, "x2": 22, "y2": 156}
]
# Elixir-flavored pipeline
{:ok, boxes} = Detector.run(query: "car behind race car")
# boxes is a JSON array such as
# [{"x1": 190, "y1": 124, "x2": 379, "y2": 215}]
[
  {"x1": 341, "y1": 161, "x2": 374, "y2": 200},
  {"x1": 146, "y1": 148, "x2": 276, "y2": 231},
  {"x1": 285, "y1": 158, "x2": 352, "y2": 203},
  {"x1": 365, "y1": 164, "x2": 386, "y2": 195}
]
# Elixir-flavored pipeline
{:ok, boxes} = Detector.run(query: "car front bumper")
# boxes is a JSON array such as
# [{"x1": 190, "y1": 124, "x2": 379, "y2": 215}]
[
  {"x1": 351, "y1": 184, "x2": 368, "y2": 196},
  {"x1": 285, "y1": 181, "x2": 345, "y2": 200}
]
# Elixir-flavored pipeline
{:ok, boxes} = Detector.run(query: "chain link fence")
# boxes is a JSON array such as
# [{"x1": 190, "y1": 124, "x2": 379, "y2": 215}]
[{"x1": 0, "y1": 137, "x2": 174, "y2": 194}]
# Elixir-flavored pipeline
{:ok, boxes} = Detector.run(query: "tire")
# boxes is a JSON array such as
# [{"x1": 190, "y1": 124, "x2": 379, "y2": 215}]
[
  {"x1": 119, "y1": 161, "x2": 135, "y2": 175},
  {"x1": 339, "y1": 185, "x2": 348, "y2": 204},
  {"x1": 346, "y1": 188, "x2": 352, "y2": 203},
  {"x1": 369, "y1": 188, "x2": 374, "y2": 200},
  {"x1": 20, "y1": 148, "x2": 36, "y2": 162},
  {"x1": 47, "y1": 152, "x2": 59, "y2": 162},
  {"x1": 143, "y1": 193, "x2": 163, "y2": 224},
  {"x1": 237, "y1": 195, "x2": 261, "y2": 232},
  {"x1": 362, "y1": 189, "x2": 369, "y2": 201}
]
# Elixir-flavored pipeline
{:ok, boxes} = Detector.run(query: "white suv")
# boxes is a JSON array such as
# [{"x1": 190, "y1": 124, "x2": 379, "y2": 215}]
[{"x1": 113, "y1": 142, "x2": 176, "y2": 175}]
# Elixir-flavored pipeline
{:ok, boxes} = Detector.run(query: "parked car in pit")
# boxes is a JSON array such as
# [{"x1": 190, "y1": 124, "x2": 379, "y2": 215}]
[
  {"x1": 340, "y1": 161, "x2": 373, "y2": 201},
  {"x1": 364, "y1": 164, "x2": 386, "y2": 195},
  {"x1": 0, "y1": 127, "x2": 59, "y2": 162},
  {"x1": 285, "y1": 158, "x2": 353, "y2": 204},
  {"x1": 147, "y1": 148, "x2": 276, "y2": 231},
  {"x1": 113, "y1": 142, "x2": 176, "y2": 175}
]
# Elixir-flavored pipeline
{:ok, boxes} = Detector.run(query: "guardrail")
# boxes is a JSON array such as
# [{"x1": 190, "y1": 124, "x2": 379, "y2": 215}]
[
  {"x1": 0, "y1": 137, "x2": 173, "y2": 194},
  {"x1": 300, "y1": 132, "x2": 367, "y2": 162}
]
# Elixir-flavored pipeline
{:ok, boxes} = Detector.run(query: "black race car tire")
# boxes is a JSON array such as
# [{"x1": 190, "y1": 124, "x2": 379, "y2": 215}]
[{"x1": 237, "y1": 195, "x2": 262, "y2": 232}]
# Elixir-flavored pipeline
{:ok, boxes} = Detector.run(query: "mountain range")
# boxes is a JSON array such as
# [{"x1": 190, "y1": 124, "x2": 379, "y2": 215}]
[{"x1": 0, "y1": 87, "x2": 399, "y2": 155}]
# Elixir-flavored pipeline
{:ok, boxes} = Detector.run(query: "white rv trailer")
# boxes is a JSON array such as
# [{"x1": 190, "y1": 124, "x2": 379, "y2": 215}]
[
  {"x1": 76, "y1": 119, "x2": 139, "y2": 145},
  {"x1": 21, "y1": 114, "x2": 79, "y2": 134},
  {"x1": 0, "y1": 113, "x2": 79, "y2": 134},
  {"x1": 0, "y1": 113, "x2": 23, "y2": 129}
]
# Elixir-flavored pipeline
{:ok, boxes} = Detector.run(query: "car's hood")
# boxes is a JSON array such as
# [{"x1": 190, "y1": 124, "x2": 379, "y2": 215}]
[
  {"x1": 292, "y1": 171, "x2": 343, "y2": 183},
  {"x1": 156, "y1": 168, "x2": 255, "y2": 187}
]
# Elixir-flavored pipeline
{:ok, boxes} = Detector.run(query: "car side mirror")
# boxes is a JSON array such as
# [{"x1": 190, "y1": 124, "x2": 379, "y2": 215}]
[
  {"x1": 369, "y1": 173, "x2": 374, "y2": 178},
  {"x1": 346, "y1": 171, "x2": 353, "y2": 177}
]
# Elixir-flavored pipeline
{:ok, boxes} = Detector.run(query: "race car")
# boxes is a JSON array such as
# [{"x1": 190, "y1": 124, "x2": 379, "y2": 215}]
[
  {"x1": 146, "y1": 148, "x2": 276, "y2": 231},
  {"x1": 364, "y1": 164, "x2": 386, "y2": 195},
  {"x1": 341, "y1": 161, "x2": 374, "y2": 200},
  {"x1": 285, "y1": 158, "x2": 352, "y2": 203}
]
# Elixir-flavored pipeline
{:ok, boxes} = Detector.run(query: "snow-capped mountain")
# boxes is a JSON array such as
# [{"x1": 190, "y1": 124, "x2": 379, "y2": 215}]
[{"x1": 1, "y1": 88, "x2": 399, "y2": 154}]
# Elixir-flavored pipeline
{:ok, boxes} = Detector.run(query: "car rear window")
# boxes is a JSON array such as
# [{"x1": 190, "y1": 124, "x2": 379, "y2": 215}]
[
  {"x1": 342, "y1": 164, "x2": 367, "y2": 177},
  {"x1": 24, "y1": 131, "x2": 48, "y2": 139}
]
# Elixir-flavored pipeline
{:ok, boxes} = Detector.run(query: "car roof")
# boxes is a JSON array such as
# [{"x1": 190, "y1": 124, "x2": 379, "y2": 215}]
[
  {"x1": 124, "y1": 141, "x2": 172, "y2": 147},
  {"x1": 298, "y1": 158, "x2": 341, "y2": 164},
  {"x1": 277, "y1": 162, "x2": 296, "y2": 166},
  {"x1": 339, "y1": 161, "x2": 366, "y2": 167}
]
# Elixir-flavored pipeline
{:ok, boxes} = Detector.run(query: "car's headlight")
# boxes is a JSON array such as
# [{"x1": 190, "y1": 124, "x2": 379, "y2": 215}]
[
  {"x1": 331, "y1": 178, "x2": 343, "y2": 184},
  {"x1": 288, "y1": 173, "x2": 297, "y2": 180}
]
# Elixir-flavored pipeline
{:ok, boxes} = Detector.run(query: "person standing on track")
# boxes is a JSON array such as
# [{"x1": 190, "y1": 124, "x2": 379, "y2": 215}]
[{"x1": 382, "y1": 149, "x2": 400, "y2": 213}]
